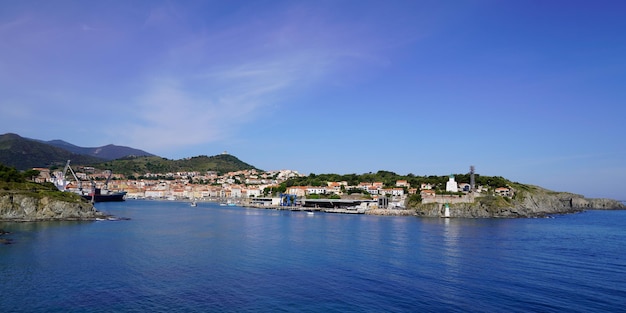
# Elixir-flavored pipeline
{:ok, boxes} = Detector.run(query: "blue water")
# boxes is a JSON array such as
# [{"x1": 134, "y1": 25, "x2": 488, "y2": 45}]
[{"x1": 1, "y1": 200, "x2": 625, "y2": 312}]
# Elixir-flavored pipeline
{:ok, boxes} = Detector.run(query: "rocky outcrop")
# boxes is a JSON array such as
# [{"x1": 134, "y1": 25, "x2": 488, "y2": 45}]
[
  {"x1": 410, "y1": 186, "x2": 625, "y2": 218},
  {"x1": 0, "y1": 193, "x2": 107, "y2": 221},
  {"x1": 0, "y1": 229, "x2": 11, "y2": 244},
  {"x1": 568, "y1": 196, "x2": 624, "y2": 210}
]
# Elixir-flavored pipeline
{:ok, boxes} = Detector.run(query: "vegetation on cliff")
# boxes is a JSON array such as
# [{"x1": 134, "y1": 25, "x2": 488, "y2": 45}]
[
  {"x1": 278, "y1": 170, "x2": 624, "y2": 218},
  {"x1": 410, "y1": 184, "x2": 625, "y2": 218},
  {"x1": 0, "y1": 163, "x2": 84, "y2": 202},
  {"x1": 0, "y1": 163, "x2": 104, "y2": 221}
]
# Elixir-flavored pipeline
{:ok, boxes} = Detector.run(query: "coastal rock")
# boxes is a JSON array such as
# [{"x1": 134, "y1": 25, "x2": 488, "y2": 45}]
[
  {"x1": 0, "y1": 193, "x2": 107, "y2": 221},
  {"x1": 569, "y1": 196, "x2": 624, "y2": 210},
  {"x1": 0, "y1": 228, "x2": 10, "y2": 244},
  {"x1": 410, "y1": 186, "x2": 625, "y2": 218}
]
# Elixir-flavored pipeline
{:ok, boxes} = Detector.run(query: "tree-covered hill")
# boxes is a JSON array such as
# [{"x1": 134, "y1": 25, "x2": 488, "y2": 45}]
[
  {"x1": 0, "y1": 133, "x2": 103, "y2": 170},
  {"x1": 0, "y1": 133, "x2": 156, "y2": 170},
  {"x1": 282, "y1": 170, "x2": 511, "y2": 190},
  {"x1": 0, "y1": 134, "x2": 260, "y2": 176},
  {"x1": 43, "y1": 140, "x2": 154, "y2": 160},
  {"x1": 92, "y1": 154, "x2": 259, "y2": 177}
]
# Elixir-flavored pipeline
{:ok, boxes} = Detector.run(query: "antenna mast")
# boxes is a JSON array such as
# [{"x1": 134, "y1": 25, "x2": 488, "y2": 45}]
[{"x1": 470, "y1": 165, "x2": 475, "y2": 192}]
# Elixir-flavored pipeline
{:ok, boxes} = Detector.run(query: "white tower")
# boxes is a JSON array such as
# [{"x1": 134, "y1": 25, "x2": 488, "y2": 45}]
[{"x1": 446, "y1": 174, "x2": 458, "y2": 192}]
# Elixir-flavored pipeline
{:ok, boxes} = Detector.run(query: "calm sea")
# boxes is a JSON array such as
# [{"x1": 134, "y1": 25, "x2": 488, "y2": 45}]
[{"x1": 1, "y1": 200, "x2": 625, "y2": 312}]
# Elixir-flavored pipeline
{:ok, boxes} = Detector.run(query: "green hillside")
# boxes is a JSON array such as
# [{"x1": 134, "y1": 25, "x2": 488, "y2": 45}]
[
  {"x1": 282, "y1": 170, "x2": 512, "y2": 189},
  {"x1": 0, "y1": 163, "x2": 85, "y2": 202},
  {"x1": 92, "y1": 154, "x2": 259, "y2": 177},
  {"x1": 0, "y1": 133, "x2": 103, "y2": 170}
]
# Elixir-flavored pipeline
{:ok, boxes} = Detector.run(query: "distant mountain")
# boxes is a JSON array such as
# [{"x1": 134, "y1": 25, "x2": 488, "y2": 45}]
[
  {"x1": 0, "y1": 133, "x2": 104, "y2": 170},
  {"x1": 43, "y1": 139, "x2": 155, "y2": 160},
  {"x1": 0, "y1": 133, "x2": 257, "y2": 174}
]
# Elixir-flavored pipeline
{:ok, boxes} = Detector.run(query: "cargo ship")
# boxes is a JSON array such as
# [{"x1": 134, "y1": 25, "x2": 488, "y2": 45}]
[{"x1": 53, "y1": 160, "x2": 126, "y2": 203}]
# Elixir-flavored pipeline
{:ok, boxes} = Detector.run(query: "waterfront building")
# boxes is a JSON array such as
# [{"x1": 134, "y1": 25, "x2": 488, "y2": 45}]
[{"x1": 244, "y1": 188, "x2": 262, "y2": 198}]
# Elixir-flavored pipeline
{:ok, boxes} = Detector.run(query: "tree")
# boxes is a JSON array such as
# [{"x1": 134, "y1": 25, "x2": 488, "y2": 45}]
[
  {"x1": 23, "y1": 169, "x2": 40, "y2": 182},
  {"x1": 0, "y1": 164, "x2": 25, "y2": 183},
  {"x1": 407, "y1": 194, "x2": 422, "y2": 206}
]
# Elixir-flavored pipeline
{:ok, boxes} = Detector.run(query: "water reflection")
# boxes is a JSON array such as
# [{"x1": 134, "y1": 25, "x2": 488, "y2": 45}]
[{"x1": 441, "y1": 218, "x2": 461, "y2": 277}]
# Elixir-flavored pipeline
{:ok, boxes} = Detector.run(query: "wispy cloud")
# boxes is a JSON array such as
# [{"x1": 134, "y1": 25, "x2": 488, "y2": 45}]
[
  {"x1": 1, "y1": 1, "x2": 423, "y2": 154},
  {"x1": 110, "y1": 2, "x2": 411, "y2": 152},
  {"x1": 122, "y1": 57, "x2": 307, "y2": 151}
]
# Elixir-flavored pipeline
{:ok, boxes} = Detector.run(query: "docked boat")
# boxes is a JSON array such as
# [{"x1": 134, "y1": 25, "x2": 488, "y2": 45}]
[
  {"x1": 54, "y1": 160, "x2": 126, "y2": 203},
  {"x1": 220, "y1": 200, "x2": 237, "y2": 206},
  {"x1": 82, "y1": 188, "x2": 127, "y2": 202}
]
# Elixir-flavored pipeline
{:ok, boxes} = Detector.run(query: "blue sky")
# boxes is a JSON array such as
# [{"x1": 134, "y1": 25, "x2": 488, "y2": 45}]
[{"x1": 1, "y1": 1, "x2": 625, "y2": 199}]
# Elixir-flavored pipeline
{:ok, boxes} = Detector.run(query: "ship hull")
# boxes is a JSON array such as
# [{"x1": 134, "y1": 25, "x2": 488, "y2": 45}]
[
  {"x1": 82, "y1": 189, "x2": 127, "y2": 202},
  {"x1": 82, "y1": 193, "x2": 126, "y2": 202}
]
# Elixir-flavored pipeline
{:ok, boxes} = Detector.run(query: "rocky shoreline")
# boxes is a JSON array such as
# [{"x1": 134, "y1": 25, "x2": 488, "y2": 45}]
[
  {"x1": 0, "y1": 193, "x2": 109, "y2": 222},
  {"x1": 1, "y1": 188, "x2": 623, "y2": 221},
  {"x1": 409, "y1": 187, "x2": 625, "y2": 218}
]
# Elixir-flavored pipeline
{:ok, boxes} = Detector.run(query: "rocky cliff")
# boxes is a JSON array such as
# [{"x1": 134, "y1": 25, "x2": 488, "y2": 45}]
[
  {"x1": 411, "y1": 186, "x2": 625, "y2": 218},
  {"x1": 0, "y1": 192, "x2": 107, "y2": 221}
]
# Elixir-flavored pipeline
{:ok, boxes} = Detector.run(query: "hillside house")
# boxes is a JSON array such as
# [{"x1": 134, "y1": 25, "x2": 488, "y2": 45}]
[
  {"x1": 381, "y1": 188, "x2": 404, "y2": 197},
  {"x1": 287, "y1": 186, "x2": 307, "y2": 197},
  {"x1": 420, "y1": 189, "x2": 436, "y2": 198},
  {"x1": 306, "y1": 186, "x2": 327, "y2": 195},
  {"x1": 495, "y1": 187, "x2": 512, "y2": 197},
  {"x1": 396, "y1": 180, "x2": 410, "y2": 188}
]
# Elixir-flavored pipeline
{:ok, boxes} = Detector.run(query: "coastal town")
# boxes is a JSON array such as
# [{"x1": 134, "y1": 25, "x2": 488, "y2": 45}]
[{"x1": 31, "y1": 163, "x2": 511, "y2": 212}]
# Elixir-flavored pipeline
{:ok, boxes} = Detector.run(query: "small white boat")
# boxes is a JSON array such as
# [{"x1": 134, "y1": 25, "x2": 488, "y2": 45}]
[{"x1": 190, "y1": 201, "x2": 197, "y2": 207}]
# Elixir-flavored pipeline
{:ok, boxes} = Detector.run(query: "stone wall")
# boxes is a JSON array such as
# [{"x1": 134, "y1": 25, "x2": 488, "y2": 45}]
[{"x1": 422, "y1": 194, "x2": 474, "y2": 204}]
